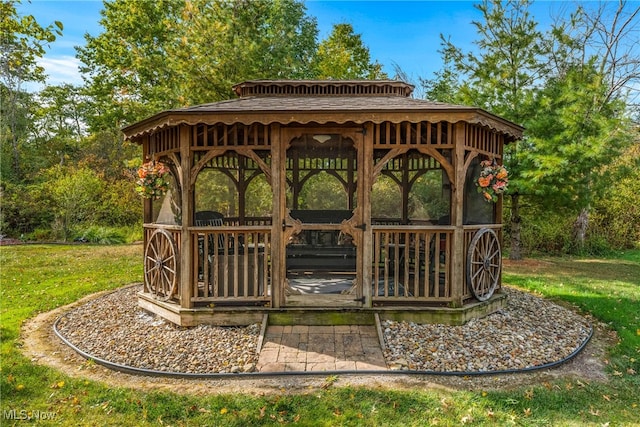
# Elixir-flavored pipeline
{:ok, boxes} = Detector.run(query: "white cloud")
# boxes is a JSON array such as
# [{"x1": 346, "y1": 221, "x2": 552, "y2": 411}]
[{"x1": 40, "y1": 55, "x2": 83, "y2": 86}]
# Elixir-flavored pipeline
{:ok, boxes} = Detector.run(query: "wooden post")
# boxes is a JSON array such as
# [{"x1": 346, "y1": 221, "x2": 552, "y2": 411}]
[
  {"x1": 270, "y1": 124, "x2": 283, "y2": 308},
  {"x1": 401, "y1": 151, "x2": 409, "y2": 224},
  {"x1": 180, "y1": 125, "x2": 193, "y2": 309},
  {"x1": 238, "y1": 154, "x2": 246, "y2": 225},
  {"x1": 450, "y1": 122, "x2": 466, "y2": 307},
  {"x1": 142, "y1": 136, "x2": 153, "y2": 224},
  {"x1": 361, "y1": 123, "x2": 374, "y2": 308}
]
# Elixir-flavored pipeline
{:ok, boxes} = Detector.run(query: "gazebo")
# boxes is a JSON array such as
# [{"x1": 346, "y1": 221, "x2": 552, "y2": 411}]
[{"x1": 122, "y1": 80, "x2": 523, "y2": 326}]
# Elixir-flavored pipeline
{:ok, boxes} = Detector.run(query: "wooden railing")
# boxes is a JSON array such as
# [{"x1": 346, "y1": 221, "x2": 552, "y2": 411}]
[
  {"x1": 218, "y1": 216, "x2": 272, "y2": 226},
  {"x1": 372, "y1": 226, "x2": 453, "y2": 303},
  {"x1": 141, "y1": 222, "x2": 501, "y2": 307},
  {"x1": 190, "y1": 226, "x2": 271, "y2": 304}
]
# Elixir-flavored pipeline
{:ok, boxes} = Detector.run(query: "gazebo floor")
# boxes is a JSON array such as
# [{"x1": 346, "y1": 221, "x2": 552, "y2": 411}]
[{"x1": 137, "y1": 291, "x2": 507, "y2": 327}]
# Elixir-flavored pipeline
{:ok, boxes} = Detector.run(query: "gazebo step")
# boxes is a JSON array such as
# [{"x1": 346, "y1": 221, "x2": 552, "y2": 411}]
[{"x1": 268, "y1": 310, "x2": 376, "y2": 326}]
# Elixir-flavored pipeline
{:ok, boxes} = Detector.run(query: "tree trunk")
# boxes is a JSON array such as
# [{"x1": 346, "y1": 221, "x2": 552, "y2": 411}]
[
  {"x1": 572, "y1": 207, "x2": 589, "y2": 251},
  {"x1": 509, "y1": 193, "x2": 522, "y2": 260}
]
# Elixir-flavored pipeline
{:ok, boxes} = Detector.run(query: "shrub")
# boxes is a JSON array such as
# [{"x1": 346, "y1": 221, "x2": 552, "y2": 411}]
[
  {"x1": 0, "y1": 182, "x2": 55, "y2": 237},
  {"x1": 73, "y1": 225, "x2": 126, "y2": 244}
]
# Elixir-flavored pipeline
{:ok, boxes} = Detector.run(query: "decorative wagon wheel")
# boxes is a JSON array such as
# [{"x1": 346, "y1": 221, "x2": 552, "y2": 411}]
[
  {"x1": 466, "y1": 228, "x2": 501, "y2": 301},
  {"x1": 144, "y1": 229, "x2": 179, "y2": 301}
]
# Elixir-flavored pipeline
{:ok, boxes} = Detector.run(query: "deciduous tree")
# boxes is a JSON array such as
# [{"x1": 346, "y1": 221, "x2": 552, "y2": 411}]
[{"x1": 1, "y1": 0, "x2": 62, "y2": 180}]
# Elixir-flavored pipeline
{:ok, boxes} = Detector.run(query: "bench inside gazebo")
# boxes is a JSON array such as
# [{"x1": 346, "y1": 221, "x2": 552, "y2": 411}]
[{"x1": 122, "y1": 79, "x2": 522, "y2": 326}]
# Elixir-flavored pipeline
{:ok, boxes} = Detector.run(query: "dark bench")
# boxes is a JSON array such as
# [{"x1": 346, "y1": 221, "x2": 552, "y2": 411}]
[{"x1": 287, "y1": 210, "x2": 356, "y2": 272}]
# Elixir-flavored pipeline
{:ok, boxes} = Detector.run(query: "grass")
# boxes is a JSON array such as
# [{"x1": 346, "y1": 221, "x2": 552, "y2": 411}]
[{"x1": 1, "y1": 244, "x2": 639, "y2": 426}]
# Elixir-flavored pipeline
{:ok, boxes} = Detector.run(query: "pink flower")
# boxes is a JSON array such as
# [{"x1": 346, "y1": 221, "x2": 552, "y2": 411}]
[{"x1": 493, "y1": 181, "x2": 506, "y2": 192}]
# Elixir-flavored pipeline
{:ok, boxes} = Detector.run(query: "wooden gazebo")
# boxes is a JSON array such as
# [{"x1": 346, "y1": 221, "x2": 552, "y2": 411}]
[{"x1": 122, "y1": 80, "x2": 523, "y2": 326}]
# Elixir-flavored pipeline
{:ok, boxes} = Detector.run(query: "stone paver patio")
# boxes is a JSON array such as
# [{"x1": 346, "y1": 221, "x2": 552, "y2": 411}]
[{"x1": 257, "y1": 325, "x2": 387, "y2": 372}]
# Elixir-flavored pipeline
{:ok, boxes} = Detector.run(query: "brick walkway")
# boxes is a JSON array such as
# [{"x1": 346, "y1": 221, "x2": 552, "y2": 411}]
[{"x1": 257, "y1": 325, "x2": 388, "y2": 372}]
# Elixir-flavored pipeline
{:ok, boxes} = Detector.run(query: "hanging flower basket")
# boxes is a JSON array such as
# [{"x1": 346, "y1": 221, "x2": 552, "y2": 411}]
[
  {"x1": 476, "y1": 160, "x2": 508, "y2": 203},
  {"x1": 136, "y1": 160, "x2": 170, "y2": 200}
]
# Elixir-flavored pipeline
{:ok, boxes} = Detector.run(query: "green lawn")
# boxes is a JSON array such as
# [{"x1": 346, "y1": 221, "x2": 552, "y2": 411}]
[{"x1": 1, "y1": 244, "x2": 638, "y2": 426}]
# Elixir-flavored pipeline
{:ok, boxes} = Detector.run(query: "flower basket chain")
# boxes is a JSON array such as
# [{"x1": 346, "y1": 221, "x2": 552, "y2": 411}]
[
  {"x1": 136, "y1": 160, "x2": 170, "y2": 200},
  {"x1": 476, "y1": 159, "x2": 508, "y2": 203}
]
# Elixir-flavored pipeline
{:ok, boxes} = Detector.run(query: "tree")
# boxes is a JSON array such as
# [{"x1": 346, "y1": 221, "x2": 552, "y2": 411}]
[
  {"x1": 48, "y1": 166, "x2": 105, "y2": 241},
  {"x1": 29, "y1": 84, "x2": 88, "y2": 171},
  {"x1": 521, "y1": 62, "x2": 632, "y2": 246},
  {"x1": 76, "y1": 0, "x2": 183, "y2": 132},
  {"x1": 173, "y1": 0, "x2": 319, "y2": 104},
  {"x1": 546, "y1": 1, "x2": 640, "y2": 248},
  {"x1": 419, "y1": 46, "x2": 461, "y2": 103},
  {"x1": 432, "y1": 0, "x2": 546, "y2": 259},
  {"x1": 425, "y1": 0, "x2": 638, "y2": 256},
  {"x1": 575, "y1": 1, "x2": 640, "y2": 113},
  {"x1": 77, "y1": 0, "x2": 319, "y2": 131},
  {"x1": 0, "y1": 0, "x2": 62, "y2": 180},
  {"x1": 313, "y1": 23, "x2": 386, "y2": 79}
]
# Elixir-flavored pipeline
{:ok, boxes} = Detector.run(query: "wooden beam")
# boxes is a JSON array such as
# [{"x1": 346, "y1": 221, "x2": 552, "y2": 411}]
[
  {"x1": 361, "y1": 123, "x2": 374, "y2": 308},
  {"x1": 270, "y1": 124, "x2": 283, "y2": 308},
  {"x1": 450, "y1": 122, "x2": 466, "y2": 307},
  {"x1": 179, "y1": 124, "x2": 194, "y2": 309}
]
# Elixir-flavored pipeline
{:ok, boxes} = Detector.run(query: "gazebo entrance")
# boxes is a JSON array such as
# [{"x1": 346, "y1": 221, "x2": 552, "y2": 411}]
[{"x1": 283, "y1": 129, "x2": 364, "y2": 308}]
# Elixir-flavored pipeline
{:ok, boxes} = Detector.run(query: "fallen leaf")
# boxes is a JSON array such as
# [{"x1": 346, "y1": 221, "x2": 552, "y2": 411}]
[
  {"x1": 220, "y1": 408, "x2": 228, "y2": 415},
  {"x1": 602, "y1": 395, "x2": 610, "y2": 401},
  {"x1": 16, "y1": 384, "x2": 24, "y2": 391},
  {"x1": 524, "y1": 408, "x2": 532, "y2": 417},
  {"x1": 589, "y1": 407, "x2": 600, "y2": 416},
  {"x1": 440, "y1": 397, "x2": 453, "y2": 410},
  {"x1": 524, "y1": 389, "x2": 534, "y2": 400}
]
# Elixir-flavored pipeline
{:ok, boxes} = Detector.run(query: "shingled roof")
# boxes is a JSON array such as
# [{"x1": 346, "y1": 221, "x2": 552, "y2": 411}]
[{"x1": 122, "y1": 80, "x2": 524, "y2": 140}]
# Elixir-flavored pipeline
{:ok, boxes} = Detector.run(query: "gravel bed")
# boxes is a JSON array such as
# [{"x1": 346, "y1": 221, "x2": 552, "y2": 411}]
[
  {"x1": 56, "y1": 285, "x2": 591, "y2": 374},
  {"x1": 56, "y1": 286, "x2": 261, "y2": 374},
  {"x1": 382, "y1": 287, "x2": 592, "y2": 372}
]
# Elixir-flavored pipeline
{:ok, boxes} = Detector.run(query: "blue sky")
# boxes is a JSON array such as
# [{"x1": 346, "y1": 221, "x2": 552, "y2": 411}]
[{"x1": 18, "y1": 0, "x2": 569, "y2": 89}]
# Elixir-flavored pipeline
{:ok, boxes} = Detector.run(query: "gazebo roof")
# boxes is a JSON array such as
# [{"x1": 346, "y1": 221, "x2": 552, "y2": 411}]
[{"x1": 122, "y1": 80, "x2": 524, "y2": 140}]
